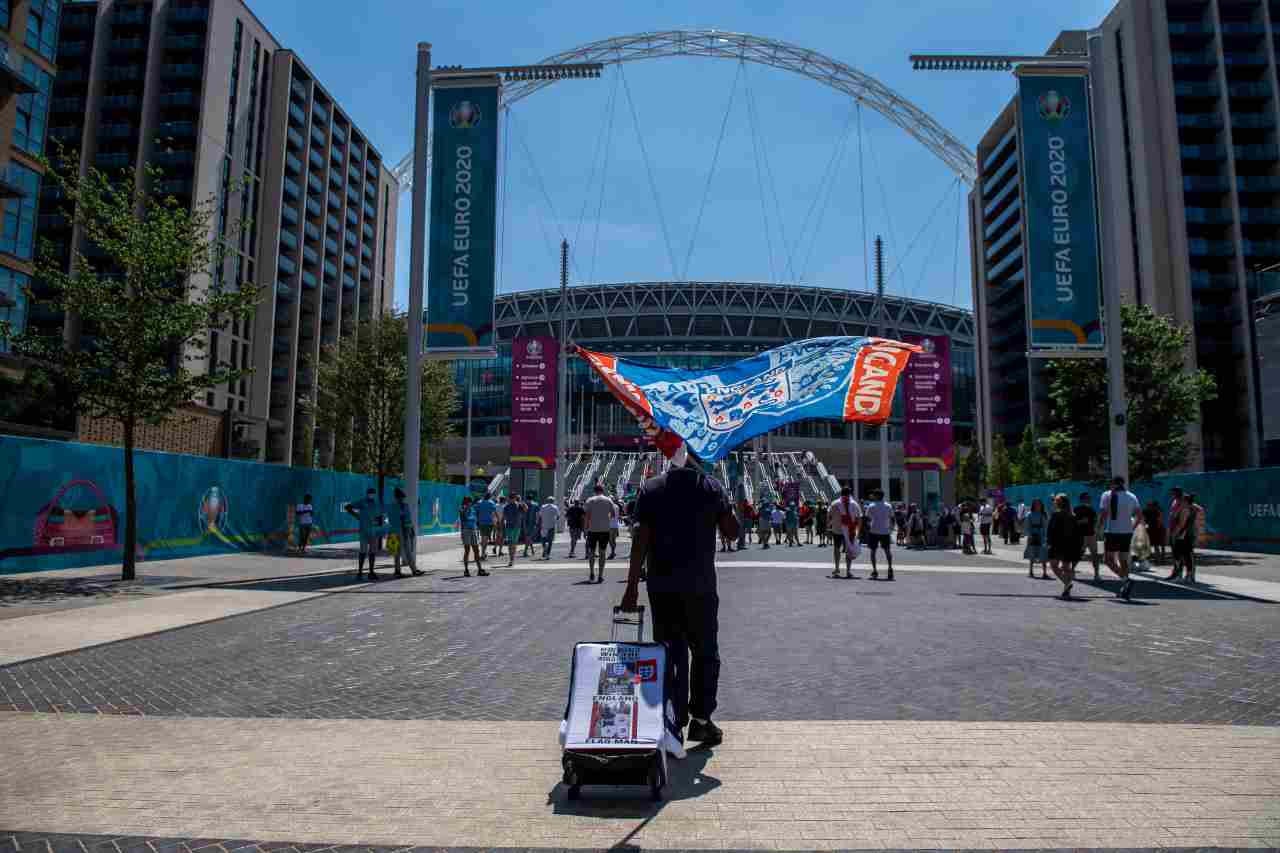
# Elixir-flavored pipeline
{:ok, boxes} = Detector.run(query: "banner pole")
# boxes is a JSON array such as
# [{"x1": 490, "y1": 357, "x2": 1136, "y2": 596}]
[
  {"x1": 555, "y1": 240, "x2": 569, "y2": 523},
  {"x1": 464, "y1": 361, "x2": 472, "y2": 493},
  {"x1": 1087, "y1": 33, "x2": 1129, "y2": 482},
  {"x1": 404, "y1": 42, "x2": 431, "y2": 532}
]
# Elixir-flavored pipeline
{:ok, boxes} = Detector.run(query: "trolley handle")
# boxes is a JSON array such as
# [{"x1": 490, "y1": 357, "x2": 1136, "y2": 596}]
[{"x1": 611, "y1": 605, "x2": 645, "y2": 642}]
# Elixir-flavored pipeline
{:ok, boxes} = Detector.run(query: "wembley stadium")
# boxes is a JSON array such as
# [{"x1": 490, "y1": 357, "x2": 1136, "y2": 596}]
[{"x1": 443, "y1": 281, "x2": 976, "y2": 503}]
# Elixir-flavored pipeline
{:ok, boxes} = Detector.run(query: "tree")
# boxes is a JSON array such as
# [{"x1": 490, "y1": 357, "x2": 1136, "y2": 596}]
[
  {"x1": 303, "y1": 313, "x2": 458, "y2": 497},
  {"x1": 956, "y1": 445, "x2": 986, "y2": 499},
  {"x1": 10, "y1": 149, "x2": 259, "y2": 580},
  {"x1": 1012, "y1": 423, "x2": 1047, "y2": 485},
  {"x1": 1042, "y1": 304, "x2": 1217, "y2": 482},
  {"x1": 989, "y1": 434, "x2": 1014, "y2": 488}
]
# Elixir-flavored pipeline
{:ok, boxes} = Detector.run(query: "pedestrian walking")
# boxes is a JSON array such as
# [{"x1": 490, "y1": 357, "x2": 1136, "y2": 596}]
[
  {"x1": 346, "y1": 487, "x2": 383, "y2": 581},
  {"x1": 493, "y1": 496, "x2": 507, "y2": 557},
  {"x1": 522, "y1": 495, "x2": 540, "y2": 558},
  {"x1": 502, "y1": 495, "x2": 524, "y2": 567},
  {"x1": 1144, "y1": 500, "x2": 1166, "y2": 563},
  {"x1": 771, "y1": 504, "x2": 785, "y2": 544},
  {"x1": 1169, "y1": 491, "x2": 1200, "y2": 583},
  {"x1": 815, "y1": 500, "x2": 828, "y2": 547},
  {"x1": 1046, "y1": 493, "x2": 1080, "y2": 600},
  {"x1": 758, "y1": 503, "x2": 772, "y2": 549},
  {"x1": 1024, "y1": 498, "x2": 1049, "y2": 579},
  {"x1": 1099, "y1": 477, "x2": 1141, "y2": 600},
  {"x1": 1072, "y1": 492, "x2": 1101, "y2": 580},
  {"x1": 801, "y1": 501, "x2": 814, "y2": 544},
  {"x1": 295, "y1": 493, "x2": 315, "y2": 554},
  {"x1": 736, "y1": 499, "x2": 751, "y2": 550},
  {"x1": 458, "y1": 496, "x2": 488, "y2": 577},
  {"x1": 828, "y1": 487, "x2": 863, "y2": 579},
  {"x1": 895, "y1": 504, "x2": 908, "y2": 546},
  {"x1": 391, "y1": 487, "x2": 425, "y2": 578},
  {"x1": 566, "y1": 499, "x2": 585, "y2": 558},
  {"x1": 584, "y1": 483, "x2": 615, "y2": 583},
  {"x1": 608, "y1": 497, "x2": 622, "y2": 559},
  {"x1": 961, "y1": 507, "x2": 976, "y2": 554},
  {"x1": 784, "y1": 502, "x2": 800, "y2": 547},
  {"x1": 475, "y1": 493, "x2": 497, "y2": 557},
  {"x1": 538, "y1": 498, "x2": 560, "y2": 560},
  {"x1": 863, "y1": 488, "x2": 895, "y2": 581},
  {"x1": 620, "y1": 457, "x2": 739, "y2": 752}
]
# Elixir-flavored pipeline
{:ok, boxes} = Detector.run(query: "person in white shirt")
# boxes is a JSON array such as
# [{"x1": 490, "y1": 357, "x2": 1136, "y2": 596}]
[
  {"x1": 584, "y1": 484, "x2": 616, "y2": 583},
  {"x1": 538, "y1": 499, "x2": 560, "y2": 561},
  {"x1": 1097, "y1": 476, "x2": 1142, "y2": 600},
  {"x1": 827, "y1": 486, "x2": 863, "y2": 579},
  {"x1": 977, "y1": 499, "x2": 994, "y2": 555},
  {"x1": 863, "y1": 489, "x2": 895, "y2": 581}
]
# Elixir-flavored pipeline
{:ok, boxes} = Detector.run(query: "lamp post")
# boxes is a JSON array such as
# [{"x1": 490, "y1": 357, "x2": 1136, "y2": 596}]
[{"x1": 909, "y1": 39, "x2": 1128, "y2": 482}]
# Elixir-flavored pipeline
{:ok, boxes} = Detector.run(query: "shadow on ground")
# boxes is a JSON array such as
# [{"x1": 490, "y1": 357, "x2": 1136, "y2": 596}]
[
  {"x1": 0, "y1": 574, "x2": 183, "y2": 606},
  {"x1": 546, "y1": 746, "x2": 721, "y2": 830}
]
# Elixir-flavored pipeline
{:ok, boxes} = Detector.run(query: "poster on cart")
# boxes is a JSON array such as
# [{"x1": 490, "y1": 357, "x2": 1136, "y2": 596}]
[{"x1": 564, "y1": 642, "x2": 667, "y2": 750}]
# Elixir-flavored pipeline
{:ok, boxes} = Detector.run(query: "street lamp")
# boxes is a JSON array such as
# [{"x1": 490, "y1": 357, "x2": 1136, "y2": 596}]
[{"x1": 909, "y1": 39, "x2": 1129, "y2": 482}]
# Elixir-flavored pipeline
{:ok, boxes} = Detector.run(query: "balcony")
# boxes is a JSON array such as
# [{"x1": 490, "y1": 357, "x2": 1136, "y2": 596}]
[
  {"x1": 271, "y1": 367, "x2": 289, "y2": 382},
  {"x1": 156, "y1": 120, "x2": 196, "y2": 138},
  {"x1": 281, "y1": 205, "x2": 299, "y2": 225},
  {"x1": 52, "y1": 96, "x2": 85, "y2": 113},
  {"x1": 161, "y1": 64, "x2": 202, "y2": 80},
  {"x1": 328, "y1": 171, "x2": 342, "y2": 190},
  {"x1": 276, "y1": 283, "x2": 294, "y2": 302},
  {"x1": 361, "y1": 244, "x2": 373, "y2": 261},
  {"x1": 304, "y1": 222, "x2": 321, "y2": 242},
  {"x1": 344, "y1": 231, "x2": 357, "y2": 249},
  {"x1": 285, "y1": 153, "x2": 302, "y2": 174},
  {"x1": 1238, "y1": 207, "x2": 1280, "y2": 224},
  {"x1": 279, "y1": 255, "x2": 297, "y2": 275},
  {"x1": 307, "y1": 173, "x2": 323, "y2": 195},
  {"x1": 1190, "y1": 270, "x2": 1237, "y2": 291},
  {"x1": 104, "y1": 66, "x2": 144, "y2": 82},
  {"x1": 1178, "y1": 113, "x2": 1224, "y2": 129},
  {"x1": 323, "y1": 260, "x2": 337, "y2": 280},
  {"x1": 280, "y1": 230, "x2": 298, "y2": 250},
  {"x1": 301, "y1": 271, "x2": 318, "y2": 290},
  {"x1": 1221, "y1": 22, "x2": 1266, "y2": 37},
  {"x1": 305, "y1": 197, "x2": 322, "y2": 218},
  {"x1": 346, "y1": 186, "x2": 360, "y2": 205},
  {"x1": 1175, "y1": 81, "x2": 1220, "y2": 98},
  {"x1": 359, "y1": 264, "x2": 371, "y2": 281},
  {"x1": 99, "y1": 122, "x2": 136, "y2": 139},
  {"x1": 1223, "y1": 52, "x2": 1268, "y2": 68},
  {"x1": 332, "y1": 125, "x2": 346, "y2": 144},
  {"x1": 1168, "y1": 22, "x2": 1215, "y2": 38},
  {"x1": 985, "y1": 246, "x2": 1024, "y2": 283},
  {"x1": 366, "y1": 160, "x2": 379, "y2": 179},
  {"x1": 290, "y1": 80, "x2": 308, "y2": 102},
  {"x1": 1238, "y1": 175, "x2": 1280, "y2": 191},
  {"x1": 362, "y1": 223, "x2": 375, "y2": 241},
  {"x1": 289, "y1": 103, "x2": 306, "y2": 126},
  {"x1": 61, "y1": 41, "x2": 90, "y2": 57},
  {"x1": 1181, "y1": 143, "x2": 1227, "y2": 159},
  {"x1": 159, "y1": 91, "x2": 198, "y2": 108},
  {"x1": 1229, "y1": 81, "x2": 1271, "y2": 99},
  {"x1": 165, "y1": 35, "x2": 205, "y2": 51},
  {"x1": 1235, "y1": 143, "x2": 1280, "y2": 159},
  {"x1": 326, "y1": 214, "x2": 340, "y2": 233},
  {"x1": 342, "y1": 274, "x2": 356, "y2": 291},
  {"x1": 1184, "y1": 207, "x2": 1234, "y2": 224},
  {"x1": 345, "y1": 209, "x2": 358, "y2": 227},
  {"x1": 114, "y1": 7, "x2": 148, "y2": 25},
  {"x1": 169, "y1": 7, "x2": 209, "y2": 24},
  {"x1": 1187, "y1": 238, "x2": 1235, "y2": 256},
  {"x1": 1171, "y1": 51, "x2": 1216, "y2": 67},
  {"x1": 363, "y1": 202, "x2": 377, "y2": 220},
  {"x1": 325, "y1": 237, "x2": 339, "y2": 256},
  {"x1": 309, "y1": 149, "x2": 324, "y2": 171},
  {"x1": 303, "y1": 246, "x2": 319, "y2": 266},
  {"x1": 283, "y1": 177, "x2": 301, "y2": 199},
  {"x1": 1183, "y1": 175, "x2": 1230, "y2": 192},
  {"x1": 1242, "y1": 240, "x2": 1280, "y2": 256},
  {"x1": 343, "y1": 252, "x2": 356, "y2": 269},
  {"x1": 313, "y1": 104, "x2": 329, "y2": 124},
  {"x1": 310, "y1": 126, "x2": 326, "y2": 148},
  {"x1": 1232, "y1": 112, "x2": 1274, "y2": 130},
  {"x1": 154, "y1": 150, "x2": 194, "y2": 168},
  {"x1": 286, "y1": 129, "x2": 305, "y2": 152}
]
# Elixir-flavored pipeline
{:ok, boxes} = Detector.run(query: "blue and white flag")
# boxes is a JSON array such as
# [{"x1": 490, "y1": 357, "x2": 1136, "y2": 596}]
[{"x1": 577, "y1": 337, "x2": 921, "y2": 462}]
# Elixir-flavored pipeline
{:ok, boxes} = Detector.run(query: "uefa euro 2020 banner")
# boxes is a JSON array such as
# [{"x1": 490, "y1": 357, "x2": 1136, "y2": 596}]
[
  {"x1": 578, "y1": 337, "x2": 920, "y2": 463},
  {"x1": 1015, "y1": 69, "x2": 1104, "y2": 352},
  {"x1": 425, "y1": 78, "x2": 500, "y2": 355}
]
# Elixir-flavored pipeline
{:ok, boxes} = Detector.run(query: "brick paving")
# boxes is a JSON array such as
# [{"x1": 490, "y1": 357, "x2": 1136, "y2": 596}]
[{"x1": 1, "y1": 559, "x2": 1276, "y2": 723}]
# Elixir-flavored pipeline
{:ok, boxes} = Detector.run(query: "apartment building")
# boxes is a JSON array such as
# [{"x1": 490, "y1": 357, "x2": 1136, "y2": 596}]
[
  {"x1": 0, "y1": 0, "x2": 59, "y2": 359},
  {"x1": 972, "y1": 1, "x2": 1280, "y2": 471},
  {"x1": 33, "y1": 0, "x2": 398, "y2": 463}
]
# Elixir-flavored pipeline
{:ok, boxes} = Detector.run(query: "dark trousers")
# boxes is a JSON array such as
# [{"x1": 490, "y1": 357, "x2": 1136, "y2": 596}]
[{"x1": 648, "y1": 590, "x2": 720, "y2": 730}]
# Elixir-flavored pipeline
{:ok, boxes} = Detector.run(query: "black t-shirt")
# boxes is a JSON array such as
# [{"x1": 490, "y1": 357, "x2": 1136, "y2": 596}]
[
  {"x1": 635, "y1": 466, "x2": 732, "y2": 595},
  {"x1": 566, "y1": 505, "x2": 586, "y2": 529},
  {"x1": 1073, "y1": 505, "x2": 1097, "y2": 535}
]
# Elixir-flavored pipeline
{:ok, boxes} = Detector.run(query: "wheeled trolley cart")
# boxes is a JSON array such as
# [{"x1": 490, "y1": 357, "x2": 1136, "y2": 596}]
[{"x1": 559, "y1": 606, "x2": 676, "y2": 801}]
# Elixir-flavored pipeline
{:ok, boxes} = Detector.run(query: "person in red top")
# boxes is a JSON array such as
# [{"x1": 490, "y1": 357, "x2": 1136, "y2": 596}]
[{"x1": 800, "y1": 502, "x2": 814, "y2": 544}]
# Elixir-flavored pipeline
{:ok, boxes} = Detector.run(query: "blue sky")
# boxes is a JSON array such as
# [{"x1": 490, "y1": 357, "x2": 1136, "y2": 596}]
[{"x1": 252, "y1": 0, "x2": 1116, "y2": 312}]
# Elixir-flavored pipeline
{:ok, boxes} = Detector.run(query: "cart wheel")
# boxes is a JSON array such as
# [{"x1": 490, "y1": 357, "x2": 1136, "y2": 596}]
[
  {"x1": 648, "y1": 763, "x2": 664, "y2": 801},
  {"x1": 562, "y1": 765, "x2": 578, "y2": 787},
  {"x1": 567, "y1": 784, "x2": 581, "y2": 801}
]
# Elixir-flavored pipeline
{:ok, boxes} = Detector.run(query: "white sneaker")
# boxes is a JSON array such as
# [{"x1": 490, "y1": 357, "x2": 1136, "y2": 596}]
[{"x1": 664, "y1": 731, "x2": 686, "y2": 760}]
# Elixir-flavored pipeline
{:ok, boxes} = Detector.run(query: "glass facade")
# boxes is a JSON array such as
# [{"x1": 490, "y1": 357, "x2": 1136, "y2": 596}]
[
  {"x1": 0, "y1": 267, "x2": 28, "y2": 353},
  {"x1": 16, "y1": 58, "x2": 52, "y2": 156},
  {"x1": 25, "y1": 0, "x2": 59, "y2": 62},
  {"x1": 0, "y1": 161, "x2": 40, "y2": 260}
]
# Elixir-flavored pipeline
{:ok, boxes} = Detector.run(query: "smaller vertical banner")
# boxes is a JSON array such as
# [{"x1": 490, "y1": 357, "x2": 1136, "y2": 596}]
[
  {"x1": 425, "y1": 77, "x2": 501, "y2": 356},
  {"x1": 903, "y1": 334, "x2": 954, "y2": 471},
  {"x1": 1015, "y1": 69, "x2": 1105, "y2": 351},
  {"x1": 510, "y1": 336, "x2": 558, "y2": 469}
]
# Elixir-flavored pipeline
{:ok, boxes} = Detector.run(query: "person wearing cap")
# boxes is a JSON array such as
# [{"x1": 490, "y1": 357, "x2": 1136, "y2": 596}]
[{"x1": 1097, "y1": 476, "x2": 1141, "y2": 600}]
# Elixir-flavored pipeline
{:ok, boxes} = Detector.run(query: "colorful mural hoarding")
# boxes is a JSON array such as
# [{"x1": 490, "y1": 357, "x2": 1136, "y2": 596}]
[
  {"x1": 425, "y1": 78, "x2": 500, "y2": 356},
  {"x1": 903, "y1": 334, "x2": 955, "y2": 471},
  {"x1": 1015, "y1": 69, "x2": 1105, "y2": 351},
  {"x1": 510, "y1": 335, "x2": 559, "y2": 469},
  {"x1": 0, "y1": 435, "x2": 468, "y2": 574}
]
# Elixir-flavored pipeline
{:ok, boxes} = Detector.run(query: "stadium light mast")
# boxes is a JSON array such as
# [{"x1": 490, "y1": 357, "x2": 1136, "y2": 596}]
[
  {"x1": 875, "y1": 236, "x2": 890, "y2": 498},
  {"x1": 908, "y1": 43, "x2": 1128, "y2": 483}
]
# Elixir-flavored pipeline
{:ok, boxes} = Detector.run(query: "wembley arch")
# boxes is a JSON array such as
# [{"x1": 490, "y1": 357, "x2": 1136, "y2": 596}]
[{"x1": 391, "y1": 29, "x2": 978, "y2": 189}]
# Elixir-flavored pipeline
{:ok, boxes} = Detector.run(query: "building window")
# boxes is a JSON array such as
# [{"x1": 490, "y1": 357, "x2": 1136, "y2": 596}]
[
  {"x1": 0, "y1": 0, "x2": 10, "y2": 31},
  {"x1": 25, "y1": 0, "x2": 60, "y2": 62},
  {"x1": 15, "y1": 59, "x2": 52, "y2": 155},
  {"x1": 0, "y1": 267, "x2": 29, "y2": 353},
  {"x1": 0, "y1": 161, "x2": 40, "y2": 260}
]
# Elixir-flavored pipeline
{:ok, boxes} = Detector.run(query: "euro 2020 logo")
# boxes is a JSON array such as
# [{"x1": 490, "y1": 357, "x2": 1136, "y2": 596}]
[
  {"x1": 525, "y1": 338, "x2": 543, "y2": 359},
  {"x1": 1037, "y1": 90, "x2": 1071, "y2": 123},
  {"x1": 450, "y1": 100, "x2": 481, "y2": 129}
]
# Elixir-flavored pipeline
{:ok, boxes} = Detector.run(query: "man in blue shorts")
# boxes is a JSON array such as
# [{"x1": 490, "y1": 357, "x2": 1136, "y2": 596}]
[
  {"x1": 474, "y1": 493, "x2": 497, "y2": 556},
  {"x1": 502, "y1": 495, "x2": 525, "y2": 567},
  {"x1": 346, "y1": 487, "x2": 382, "y2": 581}
]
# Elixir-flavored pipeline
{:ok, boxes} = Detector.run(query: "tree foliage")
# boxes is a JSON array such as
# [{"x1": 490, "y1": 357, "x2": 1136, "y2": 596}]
[
  {"x1": 989, "y1": 434, "x2": 1013, "y2": 488},
  {"x1": 1042, "y1": 304, "x2": 1217, "y2": 482},
  {"x1": 10, "y1": 148, "x2": 259, "y2": 579},
  {"x1": 1012, "y1": 423, "x2": 1047, "y2": 485},
  {"x1": 303, "y1": 313, "x2": 458, "y2": 496},
  {"x1": 956, "y1": 445, "x2": 986, "y2": 500}
]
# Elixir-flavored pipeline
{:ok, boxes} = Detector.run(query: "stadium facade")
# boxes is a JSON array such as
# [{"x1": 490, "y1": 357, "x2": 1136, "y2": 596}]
[{"x1": 442, "y1": 281, "x2": 976, "y2": 502}]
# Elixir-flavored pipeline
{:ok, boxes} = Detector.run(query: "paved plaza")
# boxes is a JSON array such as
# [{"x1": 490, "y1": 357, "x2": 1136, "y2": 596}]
[{"x1": 1, "y1": 534, "x2": 1278, "y2": 850}]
